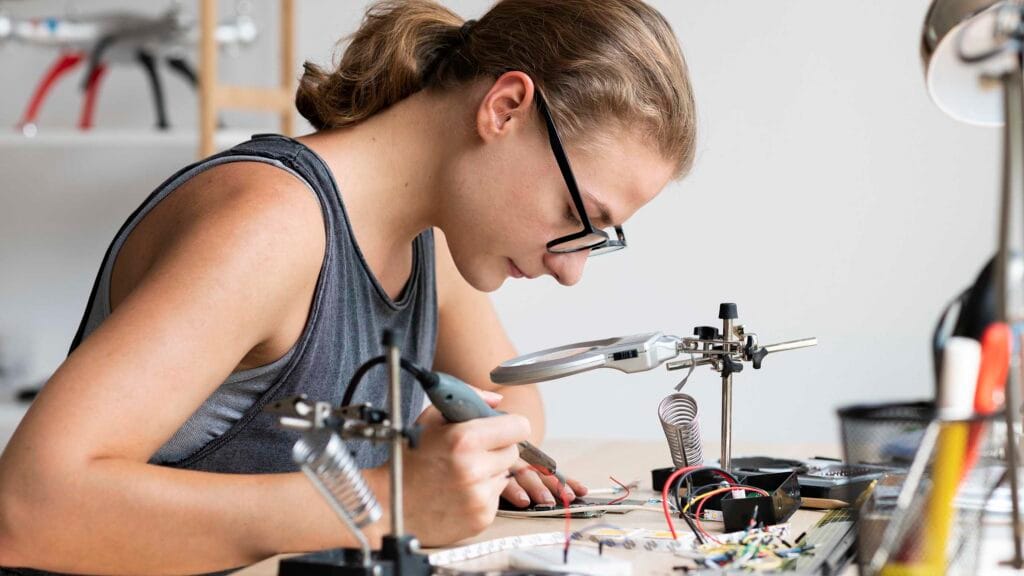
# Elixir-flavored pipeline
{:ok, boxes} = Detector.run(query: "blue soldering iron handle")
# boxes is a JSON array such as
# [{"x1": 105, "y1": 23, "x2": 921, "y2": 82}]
[
  {"x1": 430, "y1": 373, "x2": 558, "y2": 474},
  {"x1": 430, "y1": 372, "x2": 501, "y2": 421}
]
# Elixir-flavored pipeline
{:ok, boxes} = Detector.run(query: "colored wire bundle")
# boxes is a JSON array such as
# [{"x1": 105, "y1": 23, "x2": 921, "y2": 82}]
[
  {"x1": 686, "y1": 526, "x2": 814, "y2": 571},
  {"x1": 660, "y1": 465, "x2": 734, "y2": 540},
  {"x1": 660, "y1": 465, "x2": 770, "y2": 543}
]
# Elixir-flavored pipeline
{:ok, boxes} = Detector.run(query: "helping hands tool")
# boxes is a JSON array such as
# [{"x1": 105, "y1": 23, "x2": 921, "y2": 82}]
[{"x1": 492, "y1": 302, "x2": 816, "y2": 471}]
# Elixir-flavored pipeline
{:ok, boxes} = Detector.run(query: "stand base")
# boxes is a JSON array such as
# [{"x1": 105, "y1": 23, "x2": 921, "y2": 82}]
[{"x1": 278, "y1": 536, "x2": 431, "y2": 576}]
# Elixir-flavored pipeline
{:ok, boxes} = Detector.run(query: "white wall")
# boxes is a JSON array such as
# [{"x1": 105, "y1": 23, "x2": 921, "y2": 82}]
[{"x1": 0, "y1": 1, "x2": 1001, "y2": 452}]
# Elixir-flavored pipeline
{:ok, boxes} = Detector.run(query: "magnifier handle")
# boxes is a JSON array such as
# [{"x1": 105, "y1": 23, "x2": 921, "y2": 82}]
[{"x1": 429, "y1": 372, "x2": 558, "y2": 473}]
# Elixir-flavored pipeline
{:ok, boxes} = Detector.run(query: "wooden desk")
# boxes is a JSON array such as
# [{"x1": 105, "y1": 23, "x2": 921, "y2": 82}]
[{"x1": 236, "y1": 439, "x2": 848, "y2": 575}]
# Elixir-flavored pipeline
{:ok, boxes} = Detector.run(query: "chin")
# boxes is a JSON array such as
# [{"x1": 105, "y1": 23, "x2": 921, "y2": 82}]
[
  {"x1": 473, "y1": 272, "x2": 506, "y2": 293},
  {"x1": 444, "y1": 238, "x2": 508, "y2": 292},
  {"x1": 456, "y1": 261, "x2": 505, "y2": 293}
]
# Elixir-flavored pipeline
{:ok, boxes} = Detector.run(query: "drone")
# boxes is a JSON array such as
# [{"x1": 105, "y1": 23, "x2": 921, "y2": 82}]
[{"x1": 0, "y1": 3, "x2": 258, "y2": 134}]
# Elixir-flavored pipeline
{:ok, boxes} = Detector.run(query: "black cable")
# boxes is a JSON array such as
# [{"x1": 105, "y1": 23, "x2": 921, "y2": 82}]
[
  {"x1": 136, "y1": 49, "x2": 169, "y2": 129},
  {"x1": 681, "y1": 511, "x2": 705, "y2": 545},
  {"x1": 340, "y1": 354, "x2": 436, "y2": 408},
  {"x1": 81, "y1": 34, "x2": 115, "y2": 91},
  {"x1": 670, "y1": 467, "x2": 738, "y2": 520}
]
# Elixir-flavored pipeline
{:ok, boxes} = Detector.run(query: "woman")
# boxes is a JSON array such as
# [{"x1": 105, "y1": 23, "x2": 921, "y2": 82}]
[{"x1": 0, "y1": 0, "x2": 695, "y2": 573}]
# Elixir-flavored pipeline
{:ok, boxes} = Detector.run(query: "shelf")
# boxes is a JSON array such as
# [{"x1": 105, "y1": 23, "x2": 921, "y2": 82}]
[{"x1": 0, "y1": 128, "x2": 259, "y2": 149}]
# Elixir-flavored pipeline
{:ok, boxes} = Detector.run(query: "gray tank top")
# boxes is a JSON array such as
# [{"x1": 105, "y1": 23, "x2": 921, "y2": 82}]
[
  {"x1": 2, "y1": 133, "x2": 440, "y2": 576},
  {"x1": 71, "y1": 133, "x2": 438, "y2": 472}
]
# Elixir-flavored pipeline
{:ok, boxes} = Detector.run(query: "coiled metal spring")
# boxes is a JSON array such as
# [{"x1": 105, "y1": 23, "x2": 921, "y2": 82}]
[
  {"x1": 293, "y1": 428, "x2": 382, "y2": 529},
  {"x1": 658, "y1": 393, "x2": 704, "y2": 469}
]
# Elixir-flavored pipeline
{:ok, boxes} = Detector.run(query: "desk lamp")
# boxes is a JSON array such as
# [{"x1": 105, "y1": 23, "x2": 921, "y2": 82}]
[{"x1": 923, "y1": 0, "x2": 1024, "y2": 567}]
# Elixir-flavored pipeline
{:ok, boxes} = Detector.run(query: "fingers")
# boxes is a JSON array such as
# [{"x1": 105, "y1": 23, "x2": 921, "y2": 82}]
[
  {"x1": 540, "y1": 470, "x2": 577, "y2": 502},
  {"x1": 449, "y1": 443, "x2": 519, "y2": 486},
  {"x1": 567, "y1": 476, "x2": 589, "y2": 497},
  {"x1": 512, "y1": 467, "x2": 557, "y2": 506},
  {"x1": 480, "y1": 444, "x2": 522, "y2": 478},
  {"x1": 474, "y1": 388, "x2": 503, "y2": 408},
  {"x1": 448, "y1": 414, "x2": 531, "y2": 451},
  {"x1": 501, "y1": 476, "x2": 532, "y2": 508}
]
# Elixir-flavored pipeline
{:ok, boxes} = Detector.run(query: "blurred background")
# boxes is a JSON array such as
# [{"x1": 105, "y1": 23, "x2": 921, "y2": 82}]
[{"x1": 0, "y1": 0, "x2": 1000, "y2": 451}]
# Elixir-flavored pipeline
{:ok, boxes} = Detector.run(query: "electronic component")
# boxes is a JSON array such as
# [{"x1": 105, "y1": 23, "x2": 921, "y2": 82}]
[
  {"x1": 714, "y1": 471, "x2": 802, "y2": 532},
  {"x1": 798, "y1": 460, "x2": 890, "y2": 503},
  {"x1": 780, "y1": 508, "x2": 857, "y2": 574},
  {"x1": 726, "y1": 456, "x2": 890, "y2": 504}
]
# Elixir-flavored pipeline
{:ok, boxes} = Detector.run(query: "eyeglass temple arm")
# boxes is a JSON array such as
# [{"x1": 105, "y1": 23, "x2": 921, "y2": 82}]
[{"x1": 534, "y1": 89, "x2": 594, "y2": 230}]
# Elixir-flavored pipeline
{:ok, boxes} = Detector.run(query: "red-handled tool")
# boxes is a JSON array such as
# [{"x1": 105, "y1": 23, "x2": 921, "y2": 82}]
[{"x1": 962, "y1": 322, "x2": 1011, "y2": 481}]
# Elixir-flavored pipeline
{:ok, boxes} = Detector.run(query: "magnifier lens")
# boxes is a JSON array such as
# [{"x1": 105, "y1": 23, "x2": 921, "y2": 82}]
[{"x1": 511, "y1": 345, "x2": 598, "y2": 364}]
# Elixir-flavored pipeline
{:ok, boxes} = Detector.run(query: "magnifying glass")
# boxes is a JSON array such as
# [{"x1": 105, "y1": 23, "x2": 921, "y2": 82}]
[{"x1": 490, "y1": 332, "x2": 683, "y2": 385}]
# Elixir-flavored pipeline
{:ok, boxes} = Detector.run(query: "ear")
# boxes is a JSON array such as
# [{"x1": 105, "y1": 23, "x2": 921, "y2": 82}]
[{"x1": 475, "y1": 71, "x2": 536, "y2": 143}]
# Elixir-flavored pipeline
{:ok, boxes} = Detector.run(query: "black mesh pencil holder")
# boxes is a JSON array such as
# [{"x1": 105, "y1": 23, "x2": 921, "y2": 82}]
[
  {"x1": 839, "y1": 401, "x2": 1004, "y2": 576},
  {"x1": 838, "y1": 401, "x2": 935, "y2": 467}
]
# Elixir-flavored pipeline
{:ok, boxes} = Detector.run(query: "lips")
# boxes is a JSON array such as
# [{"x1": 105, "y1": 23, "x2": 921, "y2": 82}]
[{"x1": 508, "y1": 259, "x2": 526, "y2": 279}]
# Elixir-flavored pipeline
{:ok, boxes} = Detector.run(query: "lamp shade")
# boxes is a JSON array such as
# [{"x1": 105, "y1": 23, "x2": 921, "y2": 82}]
[{"x1": 923, "y1": 0, "x2": 1015, "y2": 125}]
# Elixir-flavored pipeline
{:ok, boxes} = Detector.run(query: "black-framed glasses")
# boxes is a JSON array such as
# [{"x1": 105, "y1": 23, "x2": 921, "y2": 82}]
[{"x1": 534, "y1": 89, "x2": 626, "y2": 256}]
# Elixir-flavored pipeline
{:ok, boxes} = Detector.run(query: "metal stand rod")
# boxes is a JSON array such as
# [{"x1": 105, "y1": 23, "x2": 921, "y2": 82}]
[
  {"x1": 387, "y1": 335, "x2": 404, "y2": 538},
  {"x1": 721, "y1": 316, "x2": 734, "y2": 471},
  {"x1": 999, "y1": 66, "x2": 1024, "y2": 569}
]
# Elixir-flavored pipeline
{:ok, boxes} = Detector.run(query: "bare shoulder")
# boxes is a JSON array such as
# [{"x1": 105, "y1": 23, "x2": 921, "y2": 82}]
[
  {"x1": 174, "y1": 161, "x2": 325, "y2": 244},
  {"x1": 111, "y1": 160, "x2": 327, "y2": 315},
  {"x1": 7, "y1": 161, "x2": 332, "y2": 462}
]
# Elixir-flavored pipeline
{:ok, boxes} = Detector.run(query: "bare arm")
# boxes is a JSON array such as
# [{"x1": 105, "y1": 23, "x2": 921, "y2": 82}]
[
  {"x1": 430, "y1": 231, "x2": 586, "y2": 506},
  {"x1": 0, "y1": 166, "x2": 528, "y2": 573},
  {"x1": 0, "y1": 165, "x2": 348, "y2": 573}
]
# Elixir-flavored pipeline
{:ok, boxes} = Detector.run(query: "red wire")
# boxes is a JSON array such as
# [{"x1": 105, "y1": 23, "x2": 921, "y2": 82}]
[
  {"x1": 527, "y1": 465, "x2": 572, "y2": 559},
  {"x1": 607, "y1": 475, "x2": 631, "y2": 505},
  {"x1": 660, "y1": 466, "x2": 736, "y2": 540},
  {"x1": 560, "y1": 479, "x2": 571, "y2": 560}
]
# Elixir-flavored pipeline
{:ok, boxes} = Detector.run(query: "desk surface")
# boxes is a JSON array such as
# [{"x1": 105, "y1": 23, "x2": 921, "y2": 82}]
[{"x1": 236, "y1": 439, "x2": 848, "y2": 576}]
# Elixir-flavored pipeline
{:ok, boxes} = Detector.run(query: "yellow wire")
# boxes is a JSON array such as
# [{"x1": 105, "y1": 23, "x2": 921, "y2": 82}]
[{"x1": 682, "y1": 485, "x2": 767, "y2": 516}]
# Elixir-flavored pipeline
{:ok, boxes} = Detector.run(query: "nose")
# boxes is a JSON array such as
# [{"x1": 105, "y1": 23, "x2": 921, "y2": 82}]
[{"x1": 543, "y1": 250, "x2": 588, "y2": 286}]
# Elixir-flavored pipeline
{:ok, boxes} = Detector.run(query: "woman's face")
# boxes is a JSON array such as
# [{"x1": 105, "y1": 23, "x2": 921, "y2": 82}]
[{"x1": 443, "y1": 112, "x2": 677, "y2": 292}]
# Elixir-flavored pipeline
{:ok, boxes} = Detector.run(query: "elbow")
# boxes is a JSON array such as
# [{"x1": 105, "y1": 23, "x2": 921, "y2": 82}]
[
  {"x1": 0, "y1": 475, "x2": 28, "y2": 568},
  {"x1": 0, "y1": 525, "x2": 23, "y2": 569},
  {"x1": 0, "y1": 456, "x2": 64, "y2": 569}
]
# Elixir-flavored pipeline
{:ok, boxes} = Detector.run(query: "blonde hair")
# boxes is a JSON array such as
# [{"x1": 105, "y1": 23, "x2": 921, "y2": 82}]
[{"x1": 296, "y1": 0, "x2": 696, "y2": 176}]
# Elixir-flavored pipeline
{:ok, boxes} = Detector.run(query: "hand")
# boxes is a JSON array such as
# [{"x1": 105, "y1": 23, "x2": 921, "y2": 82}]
[
  {"x1": 398, "y1": 388, "x2": 530, "y2": 546},
  {"x1": 501, "y1": 462, "x2": 588, "y2": 508}
]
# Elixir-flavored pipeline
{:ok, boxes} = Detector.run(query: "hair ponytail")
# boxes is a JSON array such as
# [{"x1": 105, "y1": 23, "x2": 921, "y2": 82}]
[
  {"x1": 297, "y1": 0, "x2": 697, "y2": 177},
  {"x1": 295, "y1": 0, "x2": 463, "y2": 130}
]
